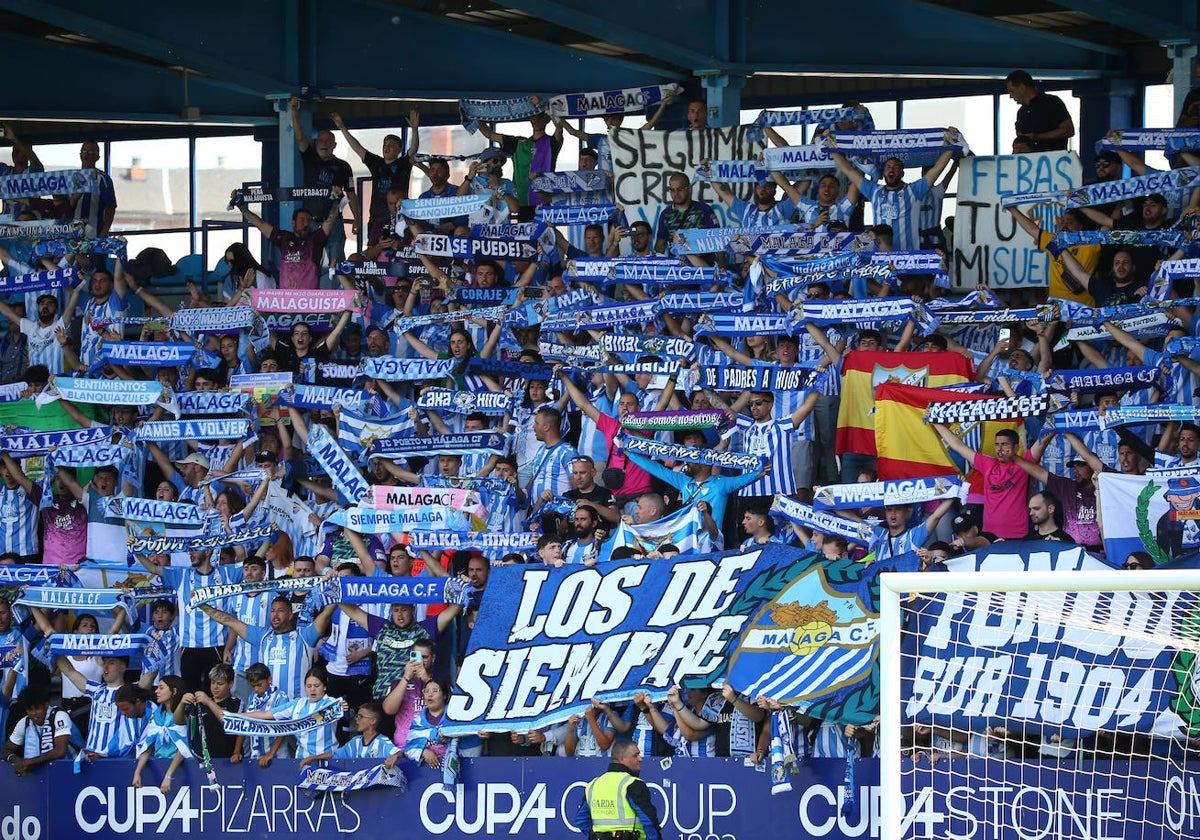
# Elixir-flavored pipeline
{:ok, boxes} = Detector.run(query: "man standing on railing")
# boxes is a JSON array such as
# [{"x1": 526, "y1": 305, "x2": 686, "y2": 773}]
[
  {"x1": 290, "y1": 97, "x2": 360, "y2": 264},
  {"x1": 331, "y1": 110, "x2": 420, "y2": 247}
]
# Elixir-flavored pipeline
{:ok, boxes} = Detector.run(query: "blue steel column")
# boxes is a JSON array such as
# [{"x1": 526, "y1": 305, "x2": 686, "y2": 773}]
[
  {"x1": 1074, "y1": 78, "x2": 1137, "y2": 168},
  {"x1": 700, "y1": 73, "x2": 746, "y2": 128}
]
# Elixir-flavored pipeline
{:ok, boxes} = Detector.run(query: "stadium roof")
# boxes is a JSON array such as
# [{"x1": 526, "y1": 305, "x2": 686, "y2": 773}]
[{"x1": 0, "y1": 0, "x2": 1195, "y2": 139}]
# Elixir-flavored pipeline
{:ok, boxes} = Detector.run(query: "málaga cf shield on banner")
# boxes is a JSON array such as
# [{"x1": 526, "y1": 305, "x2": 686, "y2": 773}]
[{"x1": 727, "y1": 564, "x2": 878, "y2": 716}]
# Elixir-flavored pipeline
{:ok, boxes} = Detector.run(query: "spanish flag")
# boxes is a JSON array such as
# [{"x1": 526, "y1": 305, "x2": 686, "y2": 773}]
[
  {"x1": 835, "y1": 350, "x2": 974, "y2": 457},
  {"x1": 874, "y1": 383, "x2": 1021, "y2": 480}
]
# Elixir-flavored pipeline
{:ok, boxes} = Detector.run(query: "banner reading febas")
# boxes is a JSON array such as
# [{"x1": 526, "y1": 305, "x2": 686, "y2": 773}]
[{"x1": 442, "y1": 544, "x2": 807, "y2": 735}]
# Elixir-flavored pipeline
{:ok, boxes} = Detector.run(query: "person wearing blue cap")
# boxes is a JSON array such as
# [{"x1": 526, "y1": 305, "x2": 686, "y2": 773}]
[{"x1": 1156, "y1": 475, "x2": 1200, "y2": 559}]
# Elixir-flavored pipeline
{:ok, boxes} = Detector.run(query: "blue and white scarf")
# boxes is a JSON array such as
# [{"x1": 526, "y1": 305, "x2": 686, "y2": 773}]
[
  {"x1": 366, "y1": 431, "x2": 510, "y2": 460},
  {"x1": 32, "y1": 237, "x2": 127, "y2": 266},
  {"x1": 698, "y1": 364, "x2": 821, "y2": 392},
  {"x1": 417, "y1": 387, "x2": 514, "y2": 416},
  {"x1": 38, "y1": 377, "x2": 169, "y2": 408},
  {"x1": 1049, "y1": 227, "x2": 1195, "y2": 256},
  {"x1": 534, "y1": 203, "x2": 618, "y2": 226},
  {"x1": 307, "y1": 423, "x2": 371, "y2": 504},
  {"x1": 749, "y1": 106, "x2": 873, "y2": 143},
  {"x1": 16, "y1": 587, "x2": 135, "y2": 615},
  {"x1": 132, "y1": 418, "x2": 250, "y2": 443},
  {"x1": 171, "y1": 306, "x2": 260, "y2": 334},
  {"x1": 600, "y1": 333, "x2": 696, "y2": 361},
  {"x1": 277, "y1": 384, "x2": 368, "y2": 412},
  {"x1": 935, "y1": 305, "x2": 1056, "y2": 325},
  {"x1": 0, "y1": 267, "x2": 79, "y2": 295},
  {"x1": 693, "y1": 160, "x2": 767, "y2": 184},
  {"x1": 566, "y1": 257, "x2": 667, "y2": 279},
  {"x1": 751, "y1": 230, "x2": 872, "y2": 255},
  {"x1": 541, "y1": 299, "x2": 660, "y2": 331},
  {"x1": 769, "y1": 495, "x2": 881, "y2": 545},
  {"x1": 610, "y1": 263, "x2": 716, "y2": 286},
  {"x1": 621, "y1": 434, "x2": 765, "y2": 472},
  {"x1": 0, "y1": 169, "x2": 99, "y2": 199},
  {"x1": 466, "y1": 357, "x2": 557, "y2": 381},
  {"x1": 222, "y1": 698, "x2": 343, "y2": 737},
  {"x1": 97, "y1": 341, "x2": 199, "y2": 369},
  {"x1": 297, "y1": 763, "x2": 406, "y2": 794},
  {"x1": 0, "y1": 219, "x2": 84, "y2": 240},
  {"x1": 546, "y1": 83, "x2": 682, "y2": 118},
  {"x1": 1097, "y1": 404, "x2": 1200, "y2": 430},
  {"x1": 1096, "y1": 128, "x2": 1200, "y2": 154},
  {"x1": 176, "y1": 391, "x2": 253, "y2": 416},
  {"x1": 361, "y1": 357, "x2": 457, "y2": 382},
  {"x1": 2, "y1": 425, "x2": 113, "y2": 458},
  {"x1": 328, "y1": 505, "x2": 470, "y2": 534},
  {"x1": 459, "y1": 97, "x2": 544, "y2": 133},
  {"x1": 694, "y1": 312, "x2": 794, "y2": 338},
  {"x1": 49, "y1": 633, "x2": 151, "y2": 658},
  {"x1": 1005, "y1": 167, "x2": 1200, "y2": 210},
  {"x1": 659, "y1": 291, "x2": 742, "y2": 313},
  {"x1": 824, "y1": 128, "x2": 968, "y2": 160},
  {"x1": 671, "y1": 226, "x2": 798, "y2": 257},
  {"x1": 530, "y1": 170, "x2": 612, "y2": 194},
  {"x1": 537, "y1": 340, "x2": 602, "y2": 363},
  {"x1": 1040, "y1": 409, "x2": 1100, "y2": 435},
  {"x1": 813, "y1": 475, "x2": 966, "y2": 511},
  {"x1": 49, "y1": 443, "x2": 129, "y2": 470},
  {"x1": 761, "y1": 145, "x2": 837, "y2": 172},
  {"x1": 330, "y1": 576, "x2": 452, "y2": 605},
  {"x1": 400, "y1": 194, "x2": 490, "y2": 221},
  {"x1": 109, "y1": 496, "x2": 207, "y2": 526},
  {"x1": 187, "y1": 573, "x2": 316, "y2": 608},
  {"x1": 390, "y1": 307, "x2": 507, "y2": 336},
  {"x1": 1065, "y1": 313, "x2": 1175, "y2": 342},
  {"x1": 0, "y1": 565, "x2": 71, "y2": 586},
  {"x1": 799, "y1": 297, "x2": 915, "y2": 327},
  {"x1": 405, "y1": 531, "x2": 538, "y2": 552}
]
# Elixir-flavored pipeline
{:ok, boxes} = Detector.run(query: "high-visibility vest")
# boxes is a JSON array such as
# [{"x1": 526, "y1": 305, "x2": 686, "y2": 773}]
[{"x1": 584, "y1": 771, "x2": 643, "y2": 838}]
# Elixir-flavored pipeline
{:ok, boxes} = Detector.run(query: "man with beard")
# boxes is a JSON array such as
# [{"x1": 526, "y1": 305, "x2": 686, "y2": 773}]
[
  {"x1": 561, "y1": 504, "x2": 607, "y2": 566},
  {"x1": 830, "y1": 137, "x2": 956, "y2": 251}
]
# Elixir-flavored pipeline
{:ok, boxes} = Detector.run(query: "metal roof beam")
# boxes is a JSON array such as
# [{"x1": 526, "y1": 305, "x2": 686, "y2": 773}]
[
  {"x1": 1053, "y1": 0, "x2": 1200, "y2": 43},
  {"x1": 0, "y1": 0, "x2": 290, "y2": 96}
]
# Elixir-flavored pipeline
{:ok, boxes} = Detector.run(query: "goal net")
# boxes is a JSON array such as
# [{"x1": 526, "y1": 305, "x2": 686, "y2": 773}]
[{"x1": 879, "y1": 565, "x2": 1200, "y2": 840}]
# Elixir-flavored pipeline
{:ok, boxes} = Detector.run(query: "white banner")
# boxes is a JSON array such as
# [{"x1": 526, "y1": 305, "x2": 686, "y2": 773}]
[
  {"x1": 609, "y1": 127, "x2": 764, "y2": 230},
  {"x1": 950, "y1": 152, "x2": 1081, "y2": 290}
]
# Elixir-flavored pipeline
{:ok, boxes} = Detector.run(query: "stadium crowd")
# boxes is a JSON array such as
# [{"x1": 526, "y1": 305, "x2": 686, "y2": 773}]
[{"x1": 2, "y1": 72, "x2": 1200, "y2": 780}]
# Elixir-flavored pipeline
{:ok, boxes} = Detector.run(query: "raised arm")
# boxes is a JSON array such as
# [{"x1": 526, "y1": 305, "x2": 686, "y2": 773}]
[
  {"x1": 233, "y1": 193, "x2": 275, "y2": 239},
  {"x1": 555, "y1": 366, "x2": 602, "y2": 423},
  {"x1": 830, "y1": 151, "x2": 866, "y2": 189},
  {"x1": 330, "y1": 112, "x2": 368, "y2": 162},
  {"x1": 197, "y1": 603, "x2": 248, "y2": 641},
  {"x1": 290, "y1": 98, "x2": 309, "y2": 153},
  {"x1": 932, "y1": 422, "x2": 978, "y2": 462}
]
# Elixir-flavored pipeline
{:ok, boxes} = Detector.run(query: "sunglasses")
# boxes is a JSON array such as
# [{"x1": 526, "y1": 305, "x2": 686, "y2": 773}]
[
  {"x1": 749, "y1": 399, "x2": 769, "y2": 407},
  {"x1": 1122, "y1": 562, "x2": 1143, "y2": 570}
]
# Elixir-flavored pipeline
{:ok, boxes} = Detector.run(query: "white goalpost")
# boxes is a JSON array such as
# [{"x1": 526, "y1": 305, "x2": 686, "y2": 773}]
[{"x1": 879, "y1": 569, "x2": 1200, "y2": 840}]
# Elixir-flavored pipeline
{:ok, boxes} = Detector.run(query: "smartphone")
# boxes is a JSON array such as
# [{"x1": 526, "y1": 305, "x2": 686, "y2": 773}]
[{"x1": 410, "y1": 650, "x2": 423, "y2": 664}]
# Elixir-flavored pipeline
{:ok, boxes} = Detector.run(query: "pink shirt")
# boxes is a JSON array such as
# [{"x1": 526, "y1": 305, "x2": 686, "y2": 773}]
[
  {"x1": 597, "y1": 412, "x2": 651, "y2": 497},
  {"x1": 972, "y1": 452, "x2": 1030, "y2": 539},
  {"x1": 41, "y1": 498, "x2": 88, "y2": 564}
]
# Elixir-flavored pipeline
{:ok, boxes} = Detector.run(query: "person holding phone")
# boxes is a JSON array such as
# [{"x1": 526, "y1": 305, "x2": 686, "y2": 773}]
[{"x1": 381, "y1": 637, "x2": 436, "y2": 747}]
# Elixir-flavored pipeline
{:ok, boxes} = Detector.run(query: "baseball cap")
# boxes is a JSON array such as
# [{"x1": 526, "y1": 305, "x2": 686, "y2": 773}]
[
  {"x1": 254, "y1": 450, "x2": 278, "y2": 463},
  {"x1": 1144, "y1": 192, "x2": 1168, "y2": 206},
  {"x1": 951, "y1": 512, "x2": 978, "y2": 533},
  {"x1": 174, "y1": 452, "x2": 210, "y2": 469},
  {"x1": 479, "y1": 147, "x2": 505, "y2": 162},
  {"x1": 1095, "y1": 151, "x2": 1121, "y2": 166},
  {"x1": 1066, "y1": 458, "x2": 1088, "y2": 467}
]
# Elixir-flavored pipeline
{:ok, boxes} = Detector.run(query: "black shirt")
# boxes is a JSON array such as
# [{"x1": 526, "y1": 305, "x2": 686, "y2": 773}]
[
  {"x1": 364, "y1": 152, "x2": 413, "y2": 220},
  {"x1": 301, "y1": 146, "x2": 353, "y2": 217},
  {"x1": 1015, "y1": 92, "x2": 1071, "y2": 152}
]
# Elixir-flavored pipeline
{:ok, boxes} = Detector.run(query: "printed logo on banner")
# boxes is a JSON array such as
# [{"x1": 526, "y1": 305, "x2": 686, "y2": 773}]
[{"x1": 872, "y1": 364, "x2": 929, "y2": 388}]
